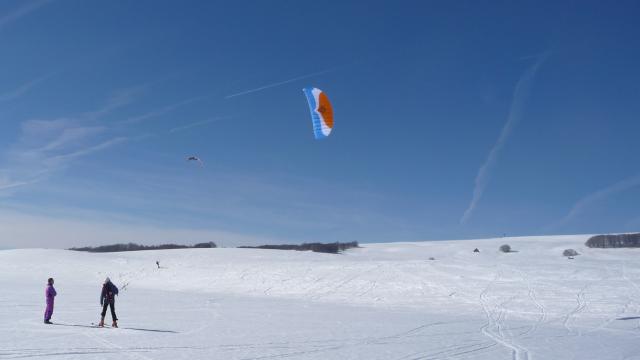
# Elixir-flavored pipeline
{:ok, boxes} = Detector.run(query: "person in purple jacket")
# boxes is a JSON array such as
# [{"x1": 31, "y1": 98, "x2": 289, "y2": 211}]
[{"x1": 44, "y1": 278, "x2": 57, "y2": 324}]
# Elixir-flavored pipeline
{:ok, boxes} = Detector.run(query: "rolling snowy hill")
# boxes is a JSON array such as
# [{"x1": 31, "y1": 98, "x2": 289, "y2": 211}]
[{"x1": 2, "y1": 235, "x2": 640, "y2": 359}]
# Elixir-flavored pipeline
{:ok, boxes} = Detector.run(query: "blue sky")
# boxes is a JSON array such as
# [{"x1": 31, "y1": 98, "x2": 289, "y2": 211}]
[{"x1": 1, "y1": 0, "x2": 639, "y2": 248}]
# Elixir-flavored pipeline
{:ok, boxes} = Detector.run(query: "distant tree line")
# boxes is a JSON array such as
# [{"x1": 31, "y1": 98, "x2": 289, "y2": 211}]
[
  {"x1": 585, "y1": 233, "x2": 640, "y2": 248},
  {"x1": 238, "y1": 241, "x2": 359, "y2": 254},
  {"x1": 69, "y1": 242, "x2": 217, "y2": 253}
]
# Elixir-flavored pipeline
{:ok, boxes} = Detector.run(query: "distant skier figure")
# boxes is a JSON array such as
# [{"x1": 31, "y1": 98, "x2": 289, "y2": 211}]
[
  {"x1": 44, "y1": 278, "x2": 57, "y2": 324},
  {"x1": 473, "y1": 248, "x2": 480, "y2": 253},
  {"x1": 156, "y1": 260, "x2": 160, "y2": 269},
  {"x1": 99, "y1": 277, "x2": 119, "y2": 328}
]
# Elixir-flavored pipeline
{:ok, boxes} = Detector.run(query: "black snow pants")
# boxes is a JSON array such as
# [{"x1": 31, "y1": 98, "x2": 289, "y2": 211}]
[{"x1": 101, "y1": 300, "x2": 118, "y2": 321}]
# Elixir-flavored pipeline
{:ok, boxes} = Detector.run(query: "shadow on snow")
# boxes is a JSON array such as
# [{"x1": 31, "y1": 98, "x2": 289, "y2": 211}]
[{"x1": 53, "y1": 323, "x2": 178, "y2": 333}]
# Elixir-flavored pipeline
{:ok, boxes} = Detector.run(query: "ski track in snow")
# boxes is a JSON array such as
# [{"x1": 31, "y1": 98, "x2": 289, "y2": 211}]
[
  {"x1": 561, "y1": 284, "x2": 589, "y2": 337},
  {"x1": 478, "y1": 270, "x2": 530, "y2": 360},
  {"x1": 82, "y1": 331, "x2": 155, "y2": 360},
  {"x1": 518, "y1": 267, "x2": 547, "y2": 339}
]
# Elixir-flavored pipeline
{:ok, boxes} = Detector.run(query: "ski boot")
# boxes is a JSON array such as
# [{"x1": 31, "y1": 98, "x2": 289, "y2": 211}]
[
  {"x1": 112, "y1": 320, "x2": 118, "y2": 328},
  {"x1": 98, "y1": 317, "x2": 105, "y2": 327}
]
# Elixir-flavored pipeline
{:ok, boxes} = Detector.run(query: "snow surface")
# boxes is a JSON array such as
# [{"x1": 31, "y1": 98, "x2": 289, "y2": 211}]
[{"x1": 2, "y1": 235, "x2": 640, "y2": 359}]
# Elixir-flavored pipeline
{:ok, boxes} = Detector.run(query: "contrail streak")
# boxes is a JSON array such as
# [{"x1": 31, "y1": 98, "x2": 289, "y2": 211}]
[
  {"x1": 552, "y1": 174, "x2": 640, "y2": 229},
  {"x1": 225, "y1": 69, "x2": 333, "y2": 99},
  {"x1": 169, "y1": 116, "x2": 230, "y2": 133},
  {"x1": 460, "y1": 53, "x2": 549, "y2": 224}
]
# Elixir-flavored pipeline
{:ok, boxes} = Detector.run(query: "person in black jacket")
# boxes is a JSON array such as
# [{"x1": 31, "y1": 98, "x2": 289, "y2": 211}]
[{"x1": 99, "y1": 277, "x2": 119, "y2": 327}]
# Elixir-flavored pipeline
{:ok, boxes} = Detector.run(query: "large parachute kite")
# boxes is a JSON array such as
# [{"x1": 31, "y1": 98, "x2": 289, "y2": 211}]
[{"x1": 302, "y1": 87, "x2": 334, "y2": 139}]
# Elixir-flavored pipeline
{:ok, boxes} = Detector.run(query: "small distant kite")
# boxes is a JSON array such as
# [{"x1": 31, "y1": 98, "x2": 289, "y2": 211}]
[
  {"x1": 186, "y1": 156, "x2": 204, "y2": 167},
  {"x1": 302, "y1": 87, "x2": 334, "y2": 139}
]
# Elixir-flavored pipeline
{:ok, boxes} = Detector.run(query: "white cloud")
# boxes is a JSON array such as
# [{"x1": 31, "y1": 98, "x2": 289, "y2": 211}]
[
  {"x1": 0, "y1": 209, "x2": 278, "y2": 249},
  {"x1": 0, "y1": 177, "x2": 39, "y2": 191},
  {"x1": 12, "y1": 118, "x2": 111, "y2": 167},
  {"x1": 121, "y1": 94, "x2": 210, "y2": 124},
  {"x1": 0, "y1": 85, "x2": 144, "y2": 195},
  {"x1": 0, "y1": 73, "x2": 53, "y2": 102},
  {"x1": 83, "y1": 85, "x2": 144, "y2": 120},
  {"x1": 0, "y1": 0, "x2": 52, "y2": 31},
  {"x1": 45, "y1": 136, "x2": 127, "y2": 165}
]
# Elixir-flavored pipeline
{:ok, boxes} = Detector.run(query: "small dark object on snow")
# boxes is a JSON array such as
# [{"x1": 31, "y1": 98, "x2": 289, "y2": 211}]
[
  {"x1": 156, "y1": 260, "x2": 160, "y2": 269},
  {"x1": 473, "y1": 248, "x2": 480, "y2": 253},
  {"x1": 428, "y1": 257, "x2": 435, "y2": 260},
  {"x1": 499, "y1": 244, "x2": 511, "y2": 253}
]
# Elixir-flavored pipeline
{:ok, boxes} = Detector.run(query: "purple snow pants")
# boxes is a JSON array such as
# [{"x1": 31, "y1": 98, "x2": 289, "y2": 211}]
[{"x1": 44, "y1": 300, "x2": 54, "y2": 321}]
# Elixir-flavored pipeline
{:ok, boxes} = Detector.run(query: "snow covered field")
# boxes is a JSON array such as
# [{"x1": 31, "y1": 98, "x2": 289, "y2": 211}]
[{"x1": 2, "y1": 235, "x2": 640, "y2": 359}]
